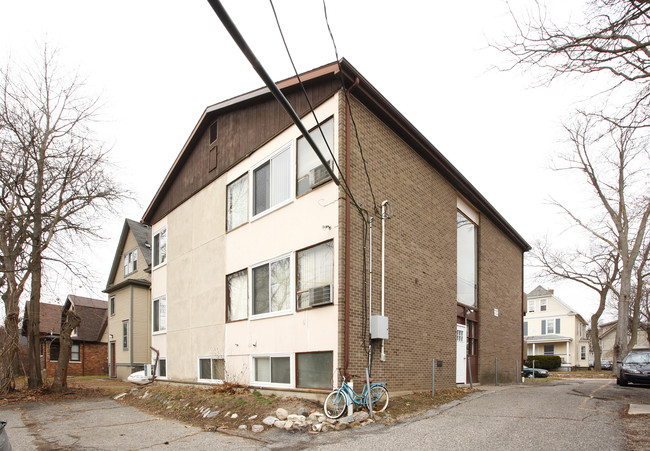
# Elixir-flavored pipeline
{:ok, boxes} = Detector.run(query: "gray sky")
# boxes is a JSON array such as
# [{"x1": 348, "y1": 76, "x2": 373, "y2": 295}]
[{"x1": 1, "y1": 0, "x2": 603, "y2": 319}]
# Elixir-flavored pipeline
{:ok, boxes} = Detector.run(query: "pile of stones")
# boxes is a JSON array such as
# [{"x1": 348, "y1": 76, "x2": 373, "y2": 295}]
[{"x1": 251, "y1": 407, "x2": 377, "y2": 433}]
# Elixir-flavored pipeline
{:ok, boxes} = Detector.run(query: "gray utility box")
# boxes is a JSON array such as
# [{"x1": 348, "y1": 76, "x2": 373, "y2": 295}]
[{"x1": 370, "y1": 315, "x2": 389, "y2": 340}]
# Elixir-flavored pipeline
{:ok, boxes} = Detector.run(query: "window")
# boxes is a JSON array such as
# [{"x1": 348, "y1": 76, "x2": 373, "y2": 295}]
[
  {"x1": 153, "y1": 228, "x2": 167, "y2": 268},
  {"x1": 457, "y1": 212, "x2": 477, "y2": 307},
  {"x1": 523, "y1": 321, "x2": 528, "y2": 336},
  {"x1": 122, "y1": 320, "x2": 129, "y2": 350},
  {"x1": 527, "y1": 299, "x2": 535, "y2": 313},
  {"x1": 71, "y1": 343, "x2": 80, "y2": 361},
  {"x1": 296, "y1": 352, "x2": 332, "y2": 389},
  {"x1": 544, "y1": 344, "x2": 555, "y2": 355},
  {"x1": 297, "y1": 241, "x2": 334, "y2": 310},
  {"x1": 226, "y1": 174, "x2": 248, "y2": 231},
  {"x1": 252, "y1": 256, "x2": 291, "y2": 316},
  {"x1": 123, "y1": 248, "x2": 138, "y2": 276},
  {"x1": 50, "y1": 340, "x2": 60, "y2": 361},
  {"x1": 581, "y1": 346, "x2": 587, "y2": 360},
  {"x1": 540, "y1": 299, "x2": 547, "y2": 312},
  {"x1": 158, "y1": 358, "x2": 167, "y2": 378},
  {"x1": 153, "y1": 296, "x2": 167, "y2": 333},
  {"x1": 110, "y1": 296, "x2": 115, "y2": 316},
  {"x1": 198, "y1": 357, "x2": 224, "y2": 382},
  {"x1": 253, "y1": 145, "x2": 291, "y2": 216},
  {"x1": 547, "y1": 319, "x2": 555, "y2": 334},
  {"x1": 296, "y1": 118, "x2": 334, "y2": 196},
  {"x1": 253, "y1": 356, "x2": 290, "y2": 385},
  {"x1": 542, "y1": 318, "x2": 561, "y2": 335},
  {"x1": 227, "y1": 269, "x2": 248, "y2": 322}
]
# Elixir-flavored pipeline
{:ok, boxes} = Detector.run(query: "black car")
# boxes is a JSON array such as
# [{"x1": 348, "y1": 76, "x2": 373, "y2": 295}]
[
  {"x1": 617, "y1": 349, "x2": 650, "y2": 386},
  {"x1": 522, "y1": 365, "x2": 549, "y2": 378}
]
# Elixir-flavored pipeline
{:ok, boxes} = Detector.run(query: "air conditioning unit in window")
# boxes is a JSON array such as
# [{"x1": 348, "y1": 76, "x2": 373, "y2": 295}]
[
  {"x1": 309, "y1": 161, "x2": 332, "y2": 188},
  {"x1": 309, "y1": 285, "x2": 332, "y2": 307}
]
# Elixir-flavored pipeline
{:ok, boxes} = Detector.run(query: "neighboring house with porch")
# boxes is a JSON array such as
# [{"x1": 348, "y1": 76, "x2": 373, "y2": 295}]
[
  {"x1": 104, "y1": 219, "x2": 154, "y2": 380},
  {"x1": 595, "y1": 320, "x2": 650, "y2": 362},
  {"x1": 524, "y1": 286, "x2": 590, "y2": 368},
  {"x1": 140, "y1": 59, "x2": 530, "y2": 393},
  {"x1": 22, "y1": 295, "x2": 108, "y2": 377}
]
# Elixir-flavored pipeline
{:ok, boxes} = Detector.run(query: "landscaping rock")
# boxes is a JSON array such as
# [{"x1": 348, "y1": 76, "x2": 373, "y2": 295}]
[
  {"x1": 338, "y1": 416, "x2": 355, "y2": 424},
  {"x1": 321, "y1": 423, "x2": 333, "y2": 432},
  {"x1": 248, "y1": 415, "x2": 257, "y2": 420},
  {"x1": 273, "y1": 420, "x2": 286, "y2": 429},
  {"x1": 350, "y1": 421, "x2": 362, "y2": 428},
  {"x1": 238, "y1": 425, "x2": 247, "y2": 430},
  {"x1": 113, "y1": 393, "x2": 127, "y2": 400},
  {"x1": 309, "y1": 412, "x2": 324, "y2": 422},
  {"x1": 312, "y1": 423, "x2": 323, "y2": 432},
  {"x1": 231, "y1": 413, "x2": 238, "y2": 419},
  {"x1": 252, "y1": 425, "x2": 264, "y2": 433},
  {"x1": 202, "y1": 409, "x2": 211, "y2": 417},
  {"x1": 262, "y1": 416, "x2": 277, "y2": 426},
  {"x1": 352, "y1": 411, "x2": 369, "y2": 422},
  {"x1": 283, "y1": 420, "x2": 293, "y2": 430},
  {"x1": 276, "y1": 408, "x2": 289, "y2": 420},
  {"x1": 334, "y1": 422, "x2": 348, "y2": 431},
  {"x1": 206, "y1": 411, "x2": 219, "y2": 418},
  {"x1": 298, "y1": 407, "x2": 309, "y2": 416},
  {"x1": 287, "y1": 414, "x2": 306, "y2": 422}
]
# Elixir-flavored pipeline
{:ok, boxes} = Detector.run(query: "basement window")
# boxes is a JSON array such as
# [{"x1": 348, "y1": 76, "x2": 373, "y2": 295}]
[
  {"x1": 198, "y1": 357, "x2": 224, "y2": 382},
  {"x1": 296, "y1": 352, "x2": 332, "y2": 389},
  {"x1": 296, "y1": 118, "x2": 334, "y2": 196},
  {"x1": 253, "y1": 355, "x2": 290, "y2": 385}
]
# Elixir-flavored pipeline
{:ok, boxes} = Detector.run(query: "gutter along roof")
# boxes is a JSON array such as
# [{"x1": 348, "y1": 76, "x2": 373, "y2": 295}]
[{"x1": 142, "y1": 59, "x2": 530, "y2": 252}]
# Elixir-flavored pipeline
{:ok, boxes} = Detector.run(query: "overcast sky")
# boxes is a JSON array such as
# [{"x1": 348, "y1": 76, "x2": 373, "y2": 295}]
[{"x1": 1, "y1": 0, "x2": 605, "y2": 319}]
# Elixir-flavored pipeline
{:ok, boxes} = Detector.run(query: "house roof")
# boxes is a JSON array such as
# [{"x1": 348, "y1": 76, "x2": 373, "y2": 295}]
[
  {"x1": 526, "y1": 285, "x2": 588, "y2": 325},
  {"x1": 105, "y1": 218, "x2": 152, "y2": 290},
  {"x1": 598, "y1": 319, "x2": 649, "y2": 339},
  {"x1": 65, "y1": 295, "x2": 108, "y2": 343},
  {"x1": 22, "y1": 302, "x2": 64, "y2": 336},
  {"x1": 525, "y1": 334, "x2": 574, "y2": 343},
  {"x1": 527, "y1": 285, "x2": 553, "y2": 298},
  {"x1": 142, "y1": 59, "x2": 530, "y2": 252}
]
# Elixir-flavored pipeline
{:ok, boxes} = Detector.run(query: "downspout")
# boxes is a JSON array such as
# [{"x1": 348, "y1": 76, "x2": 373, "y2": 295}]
[
  {"x1": 343, "y1": 77, "x2": 360, "y2": 376},
  {"x1": 380, "y1": 200, "x2": 388, "y2": 361},
  {"x1": 130, "y1": 285, "x2": 134, "y2": 371},
  {"x1": 521, "y1": 253, "x2": 525, "y2": 372}
]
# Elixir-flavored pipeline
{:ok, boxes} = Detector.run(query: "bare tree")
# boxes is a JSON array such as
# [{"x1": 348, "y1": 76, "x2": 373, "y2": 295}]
[
  {"x1": 0, "y1": 45, "x2": 126, "y2": 392},
  {"x1": 552, "y1": 112, "x2": 650, "y2": 368},
  {"x1": 50, "y1": 304, "x2": 81, "y2": 393},
  {"x1": 497, "y1": 0, "x2": 650, "y2": 122},
  {"x1": 532, "y1": 241, "x2": 619, "y2": 370}
]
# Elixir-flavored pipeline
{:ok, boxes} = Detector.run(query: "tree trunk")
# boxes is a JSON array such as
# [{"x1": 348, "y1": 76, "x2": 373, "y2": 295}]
[
  {"x1": 614, "y1": 267, "x2": 632, "y2": 369},
  {"x1": 27, "y1": 266, "x2": 43, "y2": 389},
  {"x1": 0, "y1": 300, "x2": 20, "y2": 393},
  {"x1": 50, "y1": 308, "x2": 81, "y2": 393},
  {"x1": 590, "y1": 290, "x2": 608, "y2": 372}
]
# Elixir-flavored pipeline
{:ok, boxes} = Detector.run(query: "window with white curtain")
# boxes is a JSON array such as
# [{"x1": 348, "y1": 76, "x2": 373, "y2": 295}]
[
  {"x1": 227, "y1": 174, "x2": 248, "y2": 231},
  {"x1": 252, "y1": 256, "x2": 290, "y2": 315},
  {"x1": 227, "y1": 269, "x2": 248, "y2": 321},
  {"x1": 297, "y1": 241, "x2": 334, "y2": 309},
  {"x1": 253, "y1": 145, "x2": 291, "y2": 216}
]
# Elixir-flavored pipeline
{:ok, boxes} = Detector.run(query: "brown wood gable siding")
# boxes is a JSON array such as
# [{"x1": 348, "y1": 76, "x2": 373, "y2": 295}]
[{"x1": 148, "y1": 77, "x2": 340, "y2": 224}]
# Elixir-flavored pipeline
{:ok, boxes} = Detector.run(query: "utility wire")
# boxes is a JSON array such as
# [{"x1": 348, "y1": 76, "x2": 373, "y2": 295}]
[
  {"x1": 322, "y1": 0, "x2": 379, "y2": 215},
  {"x1": 268, "y1": 0, "x2": 367, "y2": 222}
]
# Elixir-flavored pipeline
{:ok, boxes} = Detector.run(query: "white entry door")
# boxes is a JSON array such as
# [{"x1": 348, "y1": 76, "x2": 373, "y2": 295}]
[{"x1": 456, "y1": 324, "x2": 467, "y2": 384}]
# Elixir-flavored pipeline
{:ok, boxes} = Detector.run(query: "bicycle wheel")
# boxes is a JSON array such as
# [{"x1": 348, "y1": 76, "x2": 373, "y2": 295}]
[
  {"x1": 324, "y1": 390, "x2": 348, "y2": 419},
  {"x1": 369, "y1": 385, "x2": 389, "y2": 412}
]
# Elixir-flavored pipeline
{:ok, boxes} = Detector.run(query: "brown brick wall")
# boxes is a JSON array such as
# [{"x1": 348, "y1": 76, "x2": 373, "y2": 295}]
[
  {"x1": 337, "y1": 92, "x2": 524, "y2": 391},
  {"x1": 44, "y1": 341, "x2": 108, "y2": 378}
]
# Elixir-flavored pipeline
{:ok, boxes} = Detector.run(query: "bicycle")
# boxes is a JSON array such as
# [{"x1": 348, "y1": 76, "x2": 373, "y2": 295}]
[{"x1": 323, "y1": 372, "x2": 389, "y2": 419}]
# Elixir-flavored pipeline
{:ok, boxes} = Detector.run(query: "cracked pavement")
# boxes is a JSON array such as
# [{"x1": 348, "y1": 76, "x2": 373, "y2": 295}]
[{"x1": 1, "y1": 379, "x2": 648, "y2": 450}]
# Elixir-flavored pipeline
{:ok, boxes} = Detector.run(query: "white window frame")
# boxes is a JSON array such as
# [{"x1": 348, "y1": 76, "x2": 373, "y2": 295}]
[
  {"x1": 540, "y1": 299, "x2": 547, "y2": 312},
  {"x1": 546, "y1": 318, "x2": 555, "y2": 334},
  {"x1": 152, "y1": 296, "x2": 167, "y2": 334},
  {"x1": 543, "y1": 344, "x2": 555, "y2": 355},
  {"x1": 123, "y1": 248, "x2": 138, "y2": 276},
  {"x1": 152, "y1": 227, "x2": 167, "y2": 269},
  {"x1": 226, "y1": 173, "x2": 249, "y2": 232},
  {"x1": 156, "y1": 357, "x2": 167, "y2": 379},
  {"x1": 250, "y1": 143, "x2": 294, "y2": 221},
  {"x1": 527, "y1": 299, "x2": 535, "y2": 313},
  {"x1": 122, "y1": 320, "x2": 129, "y2": 351},
  {"x1": 580, "y1": 346, "x2": 587, "y2": 361},
  {"x1": 197, "y1": 356, "x2": 225, "y2": 383},
  {"x1": 109, "y1": 296, "x2": 115, "y2": 316},
  {"x1": 70, "y1": 343, "x2": 80, "y2": 362},
  {"x1": 250, "y1": 253, "x2": 294, "y2": 320},
  {"x1": 250, "y1": 354, "x2": 293, "y2": 388}
]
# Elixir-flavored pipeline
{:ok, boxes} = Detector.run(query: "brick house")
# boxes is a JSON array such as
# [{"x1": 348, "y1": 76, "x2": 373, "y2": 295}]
[
  {"x1": 140, "y1": 59, "x2": 530, "y2": 393},
  {"x1": 104, "y1": 219, "x2": 153, "y2": 380},
  {"x1": 23, "y1": 295, "x2": 109, "y2": 378}
]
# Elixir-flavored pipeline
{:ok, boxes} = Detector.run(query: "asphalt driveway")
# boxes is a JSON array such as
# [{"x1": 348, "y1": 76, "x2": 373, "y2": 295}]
[{"x1": 1, "y1": 379, "x2": 648, "y2": 450}]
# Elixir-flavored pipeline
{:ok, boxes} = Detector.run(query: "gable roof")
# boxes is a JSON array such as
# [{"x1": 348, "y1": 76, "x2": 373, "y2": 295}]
[
  {"x1": 65, "y1": 295, "x2": 108, "y2": 342},
  {"x1": 527, "y1": 285, "x2": 553, "y2": 298},
  {"x1": 22, "y1": 302, "x2": 64, "y2": 336},
  {"x1": 527, "y1": 285, "x2": 588, "y2": 325},
  {"x1": 142, "y1": 59, "x2": 530, "y2": 252},
  {"x1": 105, "y1": 218, "x2": 152, "y2": 290}
]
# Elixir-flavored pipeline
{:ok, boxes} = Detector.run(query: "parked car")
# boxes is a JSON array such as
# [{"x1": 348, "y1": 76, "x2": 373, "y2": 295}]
[
  {"x1": 617, "y1": 349, "x2": 650, "y2": 386},
  {"x1": 522, "y1": 365, "x2": 549, "y2": 378},
  {"x1": 0, "y1": 421, "x2": 11, "y2": 451},
  {"x1": 600, "y1": 360, "x2": 613, "y2": 371}
]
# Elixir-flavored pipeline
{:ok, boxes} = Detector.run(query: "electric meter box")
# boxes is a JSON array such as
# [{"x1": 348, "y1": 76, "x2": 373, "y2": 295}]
[{"x1": 370, "y1": 315, "x2": 389, "y2": 340}]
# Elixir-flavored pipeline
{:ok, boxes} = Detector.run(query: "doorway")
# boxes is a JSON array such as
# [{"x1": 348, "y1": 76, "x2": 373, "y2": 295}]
[
  {"x1": 110, "y1": 342, "x2": 116, "y2": 377},
  {"x1": 456, "y1": 324, "x2": 467, "y2": 383}
]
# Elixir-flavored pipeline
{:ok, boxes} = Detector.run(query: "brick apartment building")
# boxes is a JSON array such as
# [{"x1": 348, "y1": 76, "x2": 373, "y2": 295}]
[{"x1": 139, "y1": 59, "x2": 529, "y2": 393}]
